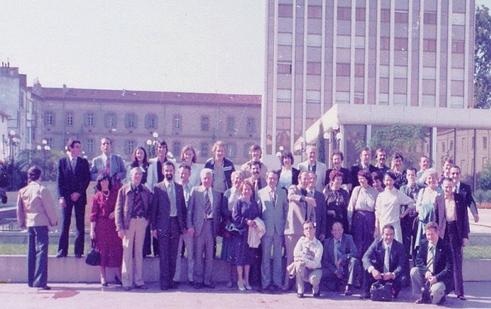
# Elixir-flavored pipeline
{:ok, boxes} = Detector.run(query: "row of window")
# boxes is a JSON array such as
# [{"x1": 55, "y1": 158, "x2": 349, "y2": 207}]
[{"x1": 44, "y1": 112, "x2": 257, "y2": 134}]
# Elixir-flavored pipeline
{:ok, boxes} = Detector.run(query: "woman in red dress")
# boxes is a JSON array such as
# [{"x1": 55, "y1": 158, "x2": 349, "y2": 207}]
[{"x1": 90, "y1": 175, "x2": 123, "y2": 286}]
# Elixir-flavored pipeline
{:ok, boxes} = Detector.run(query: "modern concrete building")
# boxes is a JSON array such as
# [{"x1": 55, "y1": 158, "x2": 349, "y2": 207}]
[
  {"x1": 263, "y1": 0, "x2": 489, "y2": 180},
  {"x1": 30, "y1": 85, "x2": 261, "y2": 163}
]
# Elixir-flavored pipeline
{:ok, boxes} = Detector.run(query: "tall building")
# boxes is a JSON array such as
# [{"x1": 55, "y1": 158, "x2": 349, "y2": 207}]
[
  {"x1": 263, "y1": 0, "x2": 489, "y2": 177},
  {"x1": 30, "y1": 85, "x2": 261, "y2": 163}
]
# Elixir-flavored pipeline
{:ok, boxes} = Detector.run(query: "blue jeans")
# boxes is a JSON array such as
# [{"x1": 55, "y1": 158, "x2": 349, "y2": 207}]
[{"x1": 27, "y1": 226, "x2": 49, "y2": 287}]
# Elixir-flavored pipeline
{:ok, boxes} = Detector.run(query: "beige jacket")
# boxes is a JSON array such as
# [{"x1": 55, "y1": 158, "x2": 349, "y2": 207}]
[{"x1": 17, "y1": 181, "x2": 58, "y2": 228}]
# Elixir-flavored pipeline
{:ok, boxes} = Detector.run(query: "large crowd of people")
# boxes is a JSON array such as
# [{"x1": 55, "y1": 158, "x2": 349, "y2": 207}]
[{"x1": 15, "y1": 137, "x2": 477, "y2": 305}]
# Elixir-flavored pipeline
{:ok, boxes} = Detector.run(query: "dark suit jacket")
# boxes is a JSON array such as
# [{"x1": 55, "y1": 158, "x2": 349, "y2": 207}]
[
  {"x1": 457, "y1": 182, "x2": 478, "y2": 219},
  {"x1": 415, "y1": 238, "x2": 453, "y2": 293},
  {"x1": 151, "y1": 181, "x2": 186, "y2": 236},
  {"x1": 57, "y1": 156, "x2": 90, "y2": 205},
  {"x1": 308, "y1": 189, "x2": 327, "y2": 239},
  {"x1": 435, "y1": 193, "x2": 469, "y2": 245},
  {"x1": 322, "y1": 234, "x2": 358, "y2": 274},
  {"x1": 187, "y1": 186, "x2": 222, "y2": 237},
  {"x1": 362, "y1": 239, "x2": 405, "y2": 278}
]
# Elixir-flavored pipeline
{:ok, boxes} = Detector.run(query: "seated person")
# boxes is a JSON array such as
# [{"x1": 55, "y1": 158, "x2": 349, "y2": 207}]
[
  {"x1": 286, "y1": 221, "x2": 323, "y2": 298},
  {"x1": 411, "y1": 222, "x2": 453, "y2": 305},
  {"x1": 322, "y1": 221, "x2": 359, "y2": 295},
  {"x1": 361, "y1": 224, "x2": 405, "y2": 299}
]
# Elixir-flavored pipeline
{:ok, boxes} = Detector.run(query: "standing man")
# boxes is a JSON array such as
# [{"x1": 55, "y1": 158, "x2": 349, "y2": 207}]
[
  {"x1": 374, "y1": 148, "x2": 390, "y2": 178},
  {"x1": 258, "y1": 171, "x2": 288, "y2": 292},
  {"x1": 284, "y1": 171, "x2": 316, "y2": 290},
  {"x1": 411, "y1": 222, "x2": 453, "y2": 305},
  {"x1": 450, "y1": 166, "x2": 479, "y2": 223},
  {"x1": 187, "y1": 168, "x2": 222, "y2": 289},
  {"x1": 115, "y1": 167, "x2": 153, "y2": 290},
  {"x1": 416, "y1": 155, "x2": 431, "y2": 187},
  {"x1": 90, "y1": 137, "x2": 126, "y2": 185},
  {"x1": 325, "y1": 151, "x2": 352, "y2": 191},
  {"x1": 17, "y1": 166, "x2": 58, "y2": 290},
  {"x1": 151, "y1": 161, "x2": 187, "y2": 290},
  {"x1": 435, "y1": 178, "x2": 470, "y2": 300},
  {"x1": 307, "y1": 172, "x2": 327, "y2": 241},
  {"x1": 56, "y1": 139, "x2": 90, "y2": 258},
  {"x1": 247, "y1": 161, "x2": 266, "y2": 201},
  {"x1": 351, "y1": 147, "x2": 377, "y2": 188},
  {"x1": 298, "y1": 145, "x2": 326, "y2": 191}
]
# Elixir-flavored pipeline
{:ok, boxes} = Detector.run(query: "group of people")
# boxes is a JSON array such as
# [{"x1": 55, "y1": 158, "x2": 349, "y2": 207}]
[{"x1": 16, "y1": 138, "x2": 476, "y2": 305}]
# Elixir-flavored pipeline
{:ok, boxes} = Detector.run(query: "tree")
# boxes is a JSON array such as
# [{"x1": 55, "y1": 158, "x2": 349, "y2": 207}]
[
  {"x1": 475, "y1": 5, "x2": 491, "y2": 108},
  {"x1": 477, "y1": 163, "x2": 491, "y2": 190}
]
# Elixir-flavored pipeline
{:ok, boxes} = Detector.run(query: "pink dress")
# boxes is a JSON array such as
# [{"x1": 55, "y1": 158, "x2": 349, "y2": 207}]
[{"x1": 90, "y1": 189, "x2": 123, "y2": 267}]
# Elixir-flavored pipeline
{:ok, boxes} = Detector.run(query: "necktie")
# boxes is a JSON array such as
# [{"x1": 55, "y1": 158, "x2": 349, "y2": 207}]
[
  {"x1": 334, "y1": 240, "x2": 340, "y2": 264},
  {"x1": 204, "y1": 190, "x2": 212, "y2": 217},
  {"x1": 270, "y1": 190, "x2": 276, "y2": 206},
  {"x1": 105, "y1": 155, "x2": 111, "y2": 176},
  {"x1": 70, "y1": 157, "x2": 77, "y2": 171},
  {"x1": 167, "y1": 183, "x2": 174, "y2": 202},
  {"x1": 427, "y1": 245, "x2": 435, "y2": 274},
  {"x1": 384, "y1": 245, "x2": 391, "y2": 273}
]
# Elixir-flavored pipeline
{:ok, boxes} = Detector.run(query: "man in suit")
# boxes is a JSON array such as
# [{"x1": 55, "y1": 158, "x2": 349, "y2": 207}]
[
  {"x1": 56, "y1": 139, "x2": 90, "y2": 258},
  {"x1": 361, "y1": 224, "x2": 405, "y2": 299},
  {"x1": 322, "y1": 222, "x2": 359, "y2": 295},
  {"x1": 187, "y1": 168, "x2": 222, "y2": 289},
  {"x1": 247, "y1": 161, "x2": 266, "y2": 202},
  {"x1": 258, "y1": 171, "x2": 288, "y2": 291},
  {"x1": 374, "y1": 148, "x2": 390, "y2": 178},
  {"x1": 411, "y1": 222, "x2": 453, "y2": 305},
  {"x1": 284, "y1": 171, "x2": 316, "y2": 290},
  {"x1": 351, "y1": 147, "x2": 377, "y2": 188},
  {"x1": 325, "y1": 151, "x2": 352, "y2": 191},
  {"x1": 298, "y1": 145, "x2": 326, "y2": 191},
  {"x1": 90, "y1": 137, "x2": 126, "y2": 184},
  {"x1": 151, "y1": 161, "x2": 187, "y2": 290},
  {"x1": 450, "y1": 166, "x2": 479, "y2": 223},
  {"x1": 306, "y1": 172, "x2": 327, "y2": 241},
  {"x1": 435, "y1": 178, "x2": 470, "y2": 300}
]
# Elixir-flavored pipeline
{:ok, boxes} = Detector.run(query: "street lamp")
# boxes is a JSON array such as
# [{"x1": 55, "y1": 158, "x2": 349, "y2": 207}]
[
  {"x1": 146, "y1": 132, "x2": 159, "y2": 157},
  {"x1": 37, "y1": 139, "x2": 51, "y2": 179}
]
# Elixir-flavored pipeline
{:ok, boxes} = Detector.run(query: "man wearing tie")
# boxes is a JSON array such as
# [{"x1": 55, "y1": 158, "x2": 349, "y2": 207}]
[
  {"x1": 90, "y1": 137, "x2": 126, "y2": 185},
  {"x1": 151, "y1": 161, "x2": 187, "y2": 290},
  {"x1": 411, "y1": 222, "x2": 453, "y2": 305},
  {"x1": 284, "y1": 171, "x2": 316, "y2": 290},
  {"x1": 361, "y1": 224, "x2": 405, "y2": 299},
  {"x1": 56, "y1": 139, "x2": 90, "y2": 258},
  {"x1": 258, "y1": 171, "x2": 288, "y2": 292},
  {"x1": 298, "y1": 145, "x2": 327, "y2": 192},
  {"x1": 187, "y1": 168, "x2": 222, "y2": 289},
  {"x1": 247, "y1": 161, "x2": 266, "y2": 202},
  {"x1": 306, "y1": 172, "x2": 327, "y2": 241},
  {"x1": 450, "y1": 166, "x2": 479, "y2": 223}
]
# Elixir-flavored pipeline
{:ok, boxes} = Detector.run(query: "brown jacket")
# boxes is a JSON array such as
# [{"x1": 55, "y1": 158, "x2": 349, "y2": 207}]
[
  {"x1": 17, "y1": 181, "x2": 58, "y2": 228},
  {"x1": 115, "y1": 183, "x2": 153, "y2": 231}
]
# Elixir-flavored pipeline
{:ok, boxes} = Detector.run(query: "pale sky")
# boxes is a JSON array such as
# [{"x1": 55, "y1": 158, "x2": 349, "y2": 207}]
[{"x1": 1, "y1": 0, "x2": 265, "y2": 95}]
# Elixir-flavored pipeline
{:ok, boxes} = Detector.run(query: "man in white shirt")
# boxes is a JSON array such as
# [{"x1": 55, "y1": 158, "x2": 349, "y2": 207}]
[{"x1": 298, "y1": 145, "x2": 326, "y2": 191}]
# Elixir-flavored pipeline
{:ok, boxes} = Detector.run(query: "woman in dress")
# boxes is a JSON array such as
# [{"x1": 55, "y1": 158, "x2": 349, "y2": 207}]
[
  {"x1": 348, "y1": 170, "x2": 379, "y2": 259},
  {"x1": 229, "y1": 180, "x2": 260, "y2": 291},
  {"x1": 180, "y1": 145, "x2": 202, "y2": 187},
  {"x1": 323, "y1": 170, "x2": 350, "y2": 233},
  {"x1": 375, "y1": 172, "x2": 415, "y2": 243},
  {"x1": 127, "y1": 146, "x2": 149, "y2": 185},
  {"x1": 90, "y1": 175, "x2": 123, "y2": 287},
  {"x1": 204, "y1": 140, "x2": 235, "y2": 194},
  {"x1": 276, "y1": 151, "x2": 300, "y2": 191},
  {"x1": 414, "y1": 168, "x2": 440, "y2": 253},
  {"x1": 221, "y1": 171, "x2": 244, "y2": 288}
]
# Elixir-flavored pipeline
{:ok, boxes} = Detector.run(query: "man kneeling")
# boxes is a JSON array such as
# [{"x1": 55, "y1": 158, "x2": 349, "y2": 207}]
[
  {"x1": 411, "y1": 222, "x2": 453, "y2": 305},
  {"x1": 287, "y1": 221, "x2": 323, "y2": 298}
]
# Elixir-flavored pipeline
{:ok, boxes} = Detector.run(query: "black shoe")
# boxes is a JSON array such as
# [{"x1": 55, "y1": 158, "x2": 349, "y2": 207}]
[
  {"x1": 437, "y1": 296, "x2": 446, "y2": 305},
  {"x1": 135, "y1": 285, "x2": 148, "y2": 290},
  {"x1": 101, "y1": 282, "x2": 108, "y2": 287},
  {"x1": 312, "y1": 292, "x2": 321, "y2": 298},
  {"x1": 39, "y1": 286, "x2": 51, "y2": 290},
  {"x1": 193, "y1": 282, "x2": 203, "y2": 289},
  {"x1": 75, "y1": 254, "x2": 82, "y2": 258},
  {"x1": 160, "y1": 286, "x2": 169, "y2": 291},
  {"x1": 170, "y1": 281, "x2": 179, "y2": 289},
  {"x1": 56, "y1": 252, "x2": 66, "y2": 258},
  {"x1": 297, "y1": 293, "x2": 304, "y2": 298},
  {"x1": 360, "y1": 293, "x2": 370, "y2": 299},
  {"x1": 123, "y1": 286, "x2": 132, "y2": 291},
  {"x1": 344, "y1": 286, "x2": 353, "y2": 296},
  {"x1": 114, "y1": 276, "x2": 122, "y2": 285},
  {"x1": 203, "y1": 283, "x2": 215, "y2": 289}
]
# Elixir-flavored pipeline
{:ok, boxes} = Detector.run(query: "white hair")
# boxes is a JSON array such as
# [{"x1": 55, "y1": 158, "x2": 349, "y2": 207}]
[
  {"x1": 130, "y1": 166, "x2": 144, "y2": 177},
  {"x1": 200, "y1": 168, "x2": 213, "y2": 179}
]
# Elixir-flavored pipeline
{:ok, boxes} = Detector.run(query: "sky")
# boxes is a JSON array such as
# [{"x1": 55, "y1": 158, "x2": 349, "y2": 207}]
[
  {"x1": 1, "y1": 0, "x2": 265, "y2": 95},
  {"x1": 2, "y1": 0, "x2": 490, "y2": 96}
]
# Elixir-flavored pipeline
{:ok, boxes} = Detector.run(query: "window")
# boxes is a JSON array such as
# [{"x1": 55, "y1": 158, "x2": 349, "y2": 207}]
[
  {"x1": 307, "y1": 62, "x2": 321, "y2": 75},
  {"x1": 145, "y1": 113, "x2": 158, "y2": 130},
  {"x1": 278, "y1": 33, "x2": 293, "y2": 45},
  {"x1": 246, "y1": 117, "x2": 256, "y2": 134},
  {"x1": 226, "y1": 143, "x2": 237, "y2": 158},
  {"x1": 452, "y1": 41, "x2": 465, "y2": 53},
  {"x1": 173, "y1": 114, "x2": 182, "y2": 129},
  {"x1": 441, "y1": 142, "x2": 446, "y2": 152},
  {"x1": 278, "y1": 62, "x2": 292, "y2": 74},
  {"x1": 450, "y1": 140, "x2": 454, "y2": 150},
  {"x1": 172, "y1": 141, "x2": 181, "y2": 158},
  {"x1": 307, "y1": 34, "x2": 322, "y2": 47},
  {"x1": 278, "y1": 4, "x2": 293, "y2": 17},
  {"x1": 308, "y1": 6, "x2": 322, "y2": 19},
  {"x1": 200, "y1": 142, "x2": 209, "y2": 158},
  {"x1": 336, "y1": 63, "x2": 350, "y2": 77},
  {"x1": 125, "y1": 140, "x2": 135, "y2": 155},
  {"x1": 355, "y1": 64, "x2": 364, "y2": 77},
  {"x1": 125, "y1": 113, "x2": 137, "y2": 129},
  {"x1": 46, "y1": 137, "x2": 54, "y2": 147},
  {"x1": 85, "y1": 112, "x2": 95, "y2": 127},
  {"x1": 200, "y1": 115, "x2": 210, "y2": 131},
  {"x1": 105, "y1": 112, "x2": 117, "y2": 129},
  {"x1": 395, "y1": 38, "x2": 408, "y2": 51},
  {"x1": 226, "y1": 116, "x2": 236, "y2": 132},
  {"x1": 337, "y1": 7, "x2": 351, "y2": 21},
  {"x1": 65, "y1": 112, "x2": 73, "y2": 126},
  {"x1": 424, "y1": 12, "x2": 437, "y2": 25},
  {"x1": 381, "y1": 9, "x2": 390, "y2": 22},
  {"x1": 423, "y1": 39, "x2": 436, "y2": 52},
  {"x1": 44, "y1": 111, "x2": 55, "y2": 126},
  {"x1": 395, "y1": 11, "x2": 408, "y2": 23},
  {"x1": 306, "y1": 90, "x2": 321, "y2": 103},
  {"x1": 484, "y1": 137, "x2": 488, "y2": 150},
  {"x1": 355, "y1": 8, "x2": 365, "y2": 21},
  {"x1": 277, "y1": 89, "x2": 292, "y2": 102},
  {"x1": 380, "y1": 37, "x2": 390, "y2": 50},
  {"x1": 86, "y1": 138, "x2": 94, "y2": 154}
]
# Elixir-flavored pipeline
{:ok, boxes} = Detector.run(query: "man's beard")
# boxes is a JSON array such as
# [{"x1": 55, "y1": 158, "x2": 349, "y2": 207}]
[{"x1": 165, "y1": 174, "x2": 173, "y2": 181}]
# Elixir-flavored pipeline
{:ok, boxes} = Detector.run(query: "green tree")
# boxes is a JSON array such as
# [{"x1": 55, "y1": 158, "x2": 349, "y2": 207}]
[
  {"x1": 477, "y1": 164, "x2": 491, "y2": 190},
  {"x1": 475, "y1": 5, "x2": 491, "y2": 108}
]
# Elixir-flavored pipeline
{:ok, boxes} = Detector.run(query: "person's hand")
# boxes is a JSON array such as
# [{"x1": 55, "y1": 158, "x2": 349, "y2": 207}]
[
  {"x1": 474, "y1": 214, "x2": 480, "y2": 223},
  {"x1": 428, "y1": 276, "x2": 437, "y2": 285},
  {"x1": 247, "y1": 220, "x2": 254, "y2": 227},
  {"x1": 305, "y1": 196, "x2": 316, "y2": 207},
  {"x1": 373, "y1": 228, "x2": 380, "y2": 239},
  {"x1": 90, "y1": 230, "x2": 96, "y2": 240},
  {"x1": 151, "y1": 229, "x2": 158, "y2": 239},
  {"x1": 118, "y1": 230, "x2": 125, "y2": 239},
  {"x1": 383, "y1": 272, "x2": 395, "y2": 280},
  {"x1": 59, "y1": 197, "x2": 66, "y2": 208},
  {"x1": 424, "y1": 271, "x2": 432, "y2": 280},
  {"x1": 335, "y1": 259, "x2": 342, "y2": 269},
  {"x1": 463, "y1": 238, "x2": 469, "y2": 247},
  {"x1": 187, "y1": 228, "x2": 195, "y2": 236},
  {"x1": 70, "y1": 192, "x2": 81, "y2": 202},
  {"x1": 371, "y1": 269, "x2": 382, "y2": 280},
  {"x1": 108, "y1": 212, "x2": 115, "y2": 220}
]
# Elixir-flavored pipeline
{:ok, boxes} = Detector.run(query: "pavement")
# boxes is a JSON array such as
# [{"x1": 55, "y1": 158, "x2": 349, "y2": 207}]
[{"x1": 2, "y1": 281, "x2": 491, "y2": 309}]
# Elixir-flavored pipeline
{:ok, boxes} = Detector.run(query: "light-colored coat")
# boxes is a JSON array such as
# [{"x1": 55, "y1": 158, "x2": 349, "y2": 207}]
[
  {"x1": 17, "y1": 181, "x2": 58, "y2": 228},
  {"x1": 115, "y1": 184, "x2": 153, "y2": 231},
  {"x1": 258, "y1": 186, "x2": 288, "y2": 236},
  {"x1": 285, "y1": 184, "x2": 316, "y2": 236},
  {"x1": 298, "y1": 160, "x2": 327, "y2": 192},
  {"x1": 187, "y1": 186, "x2": 221, "y2": 237}
]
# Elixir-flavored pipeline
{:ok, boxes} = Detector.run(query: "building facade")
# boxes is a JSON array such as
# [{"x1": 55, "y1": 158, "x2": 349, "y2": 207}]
[{"x1": 30, "y1": 85, "x2": 261, "y2": 164}]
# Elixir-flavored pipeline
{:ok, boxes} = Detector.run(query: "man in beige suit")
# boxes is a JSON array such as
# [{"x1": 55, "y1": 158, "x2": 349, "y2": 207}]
[
  {"x1": 284, "y1": 171, "x2": 316, "y2": 290},
  {"x1": 187, "y1": 168, "x2": 222, "y2": 289}
]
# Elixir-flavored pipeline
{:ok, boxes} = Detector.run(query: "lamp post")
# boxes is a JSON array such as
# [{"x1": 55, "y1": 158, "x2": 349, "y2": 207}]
[
  {"x1": 36, "y1": 139, "x2": 51, "y2": 178},
  {"x1": 146, "y1": 131, "x2": 159, "y2": 158}
]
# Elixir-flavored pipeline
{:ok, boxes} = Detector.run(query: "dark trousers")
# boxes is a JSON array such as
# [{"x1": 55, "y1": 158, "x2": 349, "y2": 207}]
[
  {"x1": 144, "y1": 225, "x2": 159, "y2": 257},
  {"x1": 322, "y1": 257, "x2": 360, "y2": 290},
  {"x1": 28, "y1": 226, "x2": 49, "y2": 288},
  {"x1": 158, "y1": 218, "x2": 180, "y2": 288},
  {"x1": 352, "y1": 211, "x2": 375, "y2": 259},
  {"x1": 446, "y1": 222, "x2": 464, "y2": 296},
  {"x1": 57, "y1": 199, "x2": 85, "y2": 256},
  {"x1": 362, "y1": 270, "x2": 401, "y2": 297}
]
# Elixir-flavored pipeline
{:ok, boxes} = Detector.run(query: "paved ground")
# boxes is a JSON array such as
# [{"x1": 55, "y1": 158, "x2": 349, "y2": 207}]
[{"x1": 2, "y1": 281, "x2": 491, "y2": 309}]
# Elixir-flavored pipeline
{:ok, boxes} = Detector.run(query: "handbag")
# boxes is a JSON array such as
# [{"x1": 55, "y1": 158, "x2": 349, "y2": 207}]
[
  {"x1": 370, "y1": 281, "x2": 393, "y2": 302},
  {"x1": 85, "y1": 240, "x2": 101, "y2": 266}
]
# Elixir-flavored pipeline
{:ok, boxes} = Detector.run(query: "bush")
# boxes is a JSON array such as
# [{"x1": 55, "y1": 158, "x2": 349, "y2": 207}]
[{"x1": 474, "y1": 189, "x2": 491, "y2": 204}]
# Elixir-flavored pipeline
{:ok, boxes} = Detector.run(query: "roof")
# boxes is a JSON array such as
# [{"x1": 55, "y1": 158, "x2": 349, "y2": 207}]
[{"x1": 29, "y1": 86, "x2": 261, "y2": 106}]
